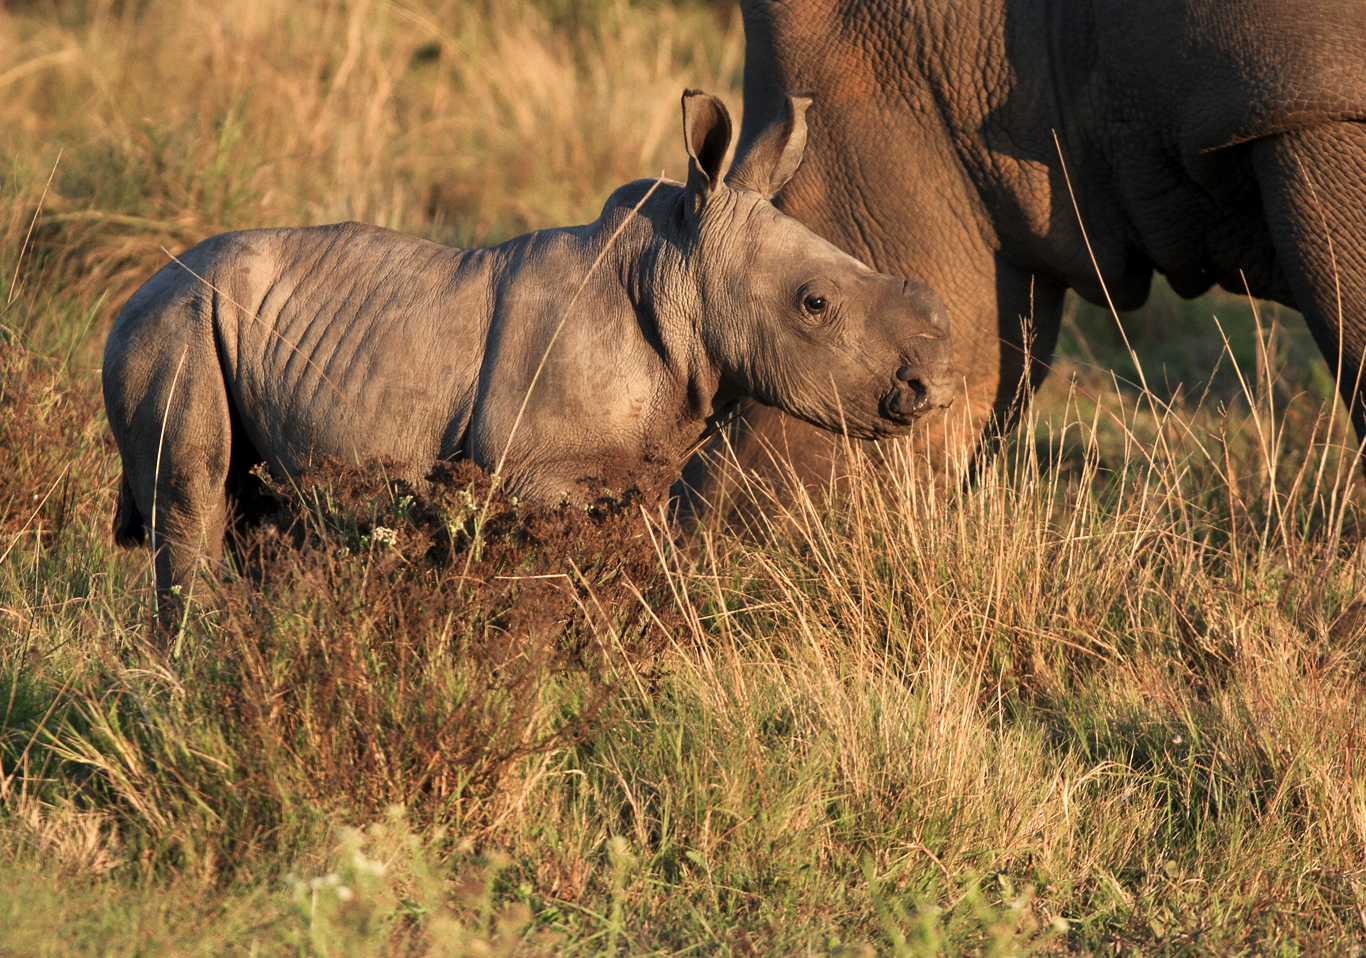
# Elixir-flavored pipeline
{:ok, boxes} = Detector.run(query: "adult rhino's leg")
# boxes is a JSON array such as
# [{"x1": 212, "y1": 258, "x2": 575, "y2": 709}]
[
  {"x1": 903, "y1": 256, "x2": 1066, "y2": 483},
  {"x1": 978, "y1": 258, "x2": 1067, "y2": 448},
  {"x1": 106, "y1": 308, "x2": 234, "y2": 604},
  {"x1": 1252, "y1": 124, "x2": 1366, "y2": 453}
]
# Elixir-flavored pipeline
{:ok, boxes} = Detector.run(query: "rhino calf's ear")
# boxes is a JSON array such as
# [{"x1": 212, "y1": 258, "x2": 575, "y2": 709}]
[
  {"x1": 682, "y1": 89, "x2": 733, "y2": 209},
  {"x1": 726, "y1": 92, "x2": 813, "y2": 199}
]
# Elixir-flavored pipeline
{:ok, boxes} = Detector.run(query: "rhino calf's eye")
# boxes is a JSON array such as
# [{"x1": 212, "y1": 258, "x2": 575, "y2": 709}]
[{"x1": 803, "y1": 295, "x2": 827, "y2": 313}]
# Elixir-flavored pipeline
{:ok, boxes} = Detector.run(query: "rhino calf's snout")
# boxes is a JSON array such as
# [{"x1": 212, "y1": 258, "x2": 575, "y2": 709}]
[{"x1": 871, "y1": 279, "x2": 955, "y2": 424}]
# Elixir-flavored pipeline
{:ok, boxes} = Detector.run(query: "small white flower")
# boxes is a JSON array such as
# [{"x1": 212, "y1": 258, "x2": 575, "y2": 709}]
[
  {"x1": 357, "y1": 857, "x2": 387, "y2": 876},
  {"x1": 310, "y1": 872, "x2": 341, "y2": 890},
  {"x1": 335, "y1": 885, "x2": 354, "y2": 902},
  {"x1": 371, "y1": 526, "x2": 398, "y2": 546}
]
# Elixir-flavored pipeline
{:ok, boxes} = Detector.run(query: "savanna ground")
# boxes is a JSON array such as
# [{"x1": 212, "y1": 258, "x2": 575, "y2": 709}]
[{"x1": 3, "y1": 1, "x2": 1366, "y2": 954}]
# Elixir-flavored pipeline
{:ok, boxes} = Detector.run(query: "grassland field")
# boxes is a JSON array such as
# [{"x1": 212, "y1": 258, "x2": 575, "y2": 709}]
[{"x1": 3, "y1": 1, "x2": 1366, "y2": 955}]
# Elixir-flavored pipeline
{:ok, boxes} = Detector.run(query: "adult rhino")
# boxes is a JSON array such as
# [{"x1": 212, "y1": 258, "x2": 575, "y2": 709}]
[
  {"x1": 103, "y1": 89, "x2": 954, "y2": 596},
  {"x1": 717, "y1": 0, "x2": 1366, "y2": 479}
]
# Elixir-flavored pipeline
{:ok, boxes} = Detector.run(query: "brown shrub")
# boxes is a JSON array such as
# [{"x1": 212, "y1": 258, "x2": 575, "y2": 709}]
[
  {"x1": 0, "y1": 339, "x2": 110, "y2": 544},
  {"x1": 198, "y1": 459, "x2": 682, "y2": 832}
]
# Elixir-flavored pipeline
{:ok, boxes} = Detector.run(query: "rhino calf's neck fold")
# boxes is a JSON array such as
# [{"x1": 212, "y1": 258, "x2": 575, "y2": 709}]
[{"x1": 103, "y1": 89, "x2": 954, "y2": 597}]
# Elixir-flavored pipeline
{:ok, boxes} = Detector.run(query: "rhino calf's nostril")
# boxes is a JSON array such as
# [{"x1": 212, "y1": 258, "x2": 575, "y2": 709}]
[{"x1": 896, "y1": 364, "x2": 916, "y2": 382}]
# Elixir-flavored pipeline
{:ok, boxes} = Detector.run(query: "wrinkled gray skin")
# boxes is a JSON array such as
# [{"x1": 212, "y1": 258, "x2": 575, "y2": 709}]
[
  {"x1": 715, "y1": 0, "x2": 1366, "y2": 482},
  {"x1": 103, "y1": 90, "x2": 953, "y2": 595}
]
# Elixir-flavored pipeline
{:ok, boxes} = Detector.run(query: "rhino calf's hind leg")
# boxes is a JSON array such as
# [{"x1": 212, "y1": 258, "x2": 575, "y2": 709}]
[
  {"x1": 106, "y1": 322, "x2": 235, "y2": 602},
  {"x1": 1253, "y1": 123, "x2": 1366, "y2": 451},
  {"x1": 147, "y1": 463, "x2": 231, "y2": 607}
]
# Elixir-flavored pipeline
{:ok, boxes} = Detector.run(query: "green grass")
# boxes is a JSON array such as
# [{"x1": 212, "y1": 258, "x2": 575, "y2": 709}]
[{"x1": 4, "y1": 0, "x2": 1366, "y2": 954}]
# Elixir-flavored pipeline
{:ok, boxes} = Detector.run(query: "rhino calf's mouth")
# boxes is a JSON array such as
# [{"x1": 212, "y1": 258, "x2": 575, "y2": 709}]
[{"x1": 882, "y1": 362, "x2": 956, "y2": 424}]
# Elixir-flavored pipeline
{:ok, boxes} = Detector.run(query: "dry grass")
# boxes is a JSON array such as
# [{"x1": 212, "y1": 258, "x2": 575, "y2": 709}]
[
  {"x1": 2, "y1": 0, "x2": 741, "y2": 345},
  {"x1": 649, "y1": 339, "x2": 1366, "y2": 950},
  {"x1": 4, "y1": 1, "x2": 1366, "y2": 955}
]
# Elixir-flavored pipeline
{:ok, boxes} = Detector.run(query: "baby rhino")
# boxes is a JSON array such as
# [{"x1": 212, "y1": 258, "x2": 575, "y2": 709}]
[{"x1": 104, "y1": 90, "x2": 954, "y2": 595}]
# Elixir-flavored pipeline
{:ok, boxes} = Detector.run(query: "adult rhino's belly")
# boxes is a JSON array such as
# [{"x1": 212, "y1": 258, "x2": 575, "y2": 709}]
[{"x1": 1105, "y1": 127, "x2": 1289, "y2": 304}]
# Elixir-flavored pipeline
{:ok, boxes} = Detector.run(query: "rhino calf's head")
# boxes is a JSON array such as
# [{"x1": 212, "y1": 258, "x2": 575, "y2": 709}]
[{"x1": 675, "y1": 90, "x2": 955, "y2": 440}]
